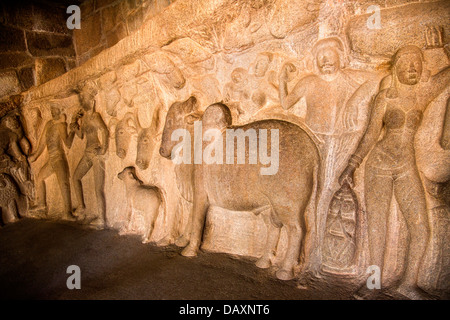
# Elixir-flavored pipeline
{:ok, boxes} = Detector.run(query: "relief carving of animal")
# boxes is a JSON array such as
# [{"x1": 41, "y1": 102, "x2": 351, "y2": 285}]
[
  {"x1": 159, "y1": 96, "x2": 321, "y2": 280},
  {"x1": 111, "y1": 112, "x2": 138, "y2": 159},
  {"x1": 118, "y1": 166, "x2": 167, "y2": 244}
]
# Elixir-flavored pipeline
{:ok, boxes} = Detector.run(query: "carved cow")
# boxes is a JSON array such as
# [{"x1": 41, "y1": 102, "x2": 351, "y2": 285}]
[
  {"x1": 135, "y1": 105, "x2": 163, "y2": 170},
  {"x1": 111, "y1": 107, "x2": 163, "y2": 170},
  {"x1": 112, "y1": 112, "x2": 137, "y2": 159},
  {"x1": 159, "y1": 96, "x2": 321, "y2": 280}
]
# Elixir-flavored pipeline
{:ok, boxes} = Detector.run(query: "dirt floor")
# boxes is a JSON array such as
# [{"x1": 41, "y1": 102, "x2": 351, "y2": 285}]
[{"x1": 0, "y1": 218, "x2": 387, "y2": 300}]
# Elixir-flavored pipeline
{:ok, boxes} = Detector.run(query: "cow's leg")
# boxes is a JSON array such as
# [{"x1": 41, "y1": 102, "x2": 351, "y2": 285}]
[
  {"x1": 142, "y1": 200, "x2": 160, "y2": 244},
  {"x1": 181, "y1": 165, "x2": 209, "y2": 257},
  {"x1": 256, "y1": 209, "x2": 281, "y2": 269},
  {"x1": 181, "y1": 196, "x2": 209, "y2": 257},
  {"x1": 276, "y1": 217, "x2": 303, "y2": 280},
  {"x1": 275, "y1": 176, "x2": 313, "y2": 280},
  {"x1": 175, "y1": 200, "x2": 192, "y2": 247}
]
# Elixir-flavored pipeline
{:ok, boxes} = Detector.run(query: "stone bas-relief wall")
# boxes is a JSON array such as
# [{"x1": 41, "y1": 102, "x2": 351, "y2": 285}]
[{"x1": 0, "y1": 0, "x2": 449, "y2": 299}]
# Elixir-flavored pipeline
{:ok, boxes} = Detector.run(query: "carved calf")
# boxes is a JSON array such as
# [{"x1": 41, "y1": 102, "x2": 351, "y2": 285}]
[
  {"x1": 159, "y1": 97, "x2": 321, "y2": 280},
  {"x1": 117, "y1": 166, "x2": 165, "y2": 244}
]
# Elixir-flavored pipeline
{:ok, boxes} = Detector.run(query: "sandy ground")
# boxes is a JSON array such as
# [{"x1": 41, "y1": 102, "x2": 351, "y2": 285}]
[{"x1": 0, "y1": 218, "x2": 376, "y2": 300}]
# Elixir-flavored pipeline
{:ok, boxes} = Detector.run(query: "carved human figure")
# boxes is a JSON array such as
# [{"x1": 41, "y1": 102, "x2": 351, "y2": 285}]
[
  {"x1": 71, "y1": 80, "x2": 109, "y2": 228},
  {"x1": 249, "y1": 52, "x2": 278, "y2": 112},
  {"x1": 0, "y1": 114, "x2": 30, "y2": 179},
  {"x1": 278, "y1": 37, "x2": 379, "y2": 271},
  {"x1": 28, "y1": 104, "x2": 75, "y2": 219},
  {"x1": 0, "y1": 113, "x2": 33, "y2": 219},
  {"x1": 339, "y1": 45, "x2": 450, "y2": 299},
  {"x1": 223, "y1": 68, "x2": 251, "y2": 118}
]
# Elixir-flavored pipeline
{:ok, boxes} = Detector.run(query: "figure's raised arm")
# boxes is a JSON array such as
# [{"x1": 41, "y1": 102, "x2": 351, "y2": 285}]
[
  {"x1": 419, "y1": 65, "x2": 450, "y2": 107},
  {"x1": 279, "y1": 62, "x2": 308, "y2": 110}
]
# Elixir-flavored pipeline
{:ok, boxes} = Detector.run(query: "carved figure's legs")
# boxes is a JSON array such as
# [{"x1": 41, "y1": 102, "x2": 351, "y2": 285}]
[
  {"x1": 394, "y1": 168, "x2": 430, "y2": 298},
  {"x1": 72, "y1": 154, "x2": 93, "y2": 214},
  {"x1": 364, "y1": 167, "x2": 394, "y2": 286},
  {"x1": 93, "y1": 157, "x2": 107, "y2": 226},
  {"x1": 34, "y1": 162, "x2": 53, "y2": 211},
  {"x1": 52, "y1": 159, "x2": 73, "y2": 217}
]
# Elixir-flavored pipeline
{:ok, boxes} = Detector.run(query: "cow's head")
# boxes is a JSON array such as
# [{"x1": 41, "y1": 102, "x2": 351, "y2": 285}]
[
  {"x1": 135, "y1": 105, "x2": 163, "y2": 170},
  {"x1": 118, "y1": 166, "x2": 144, "y2": 185},
  {"x1": 114, "y1": 113, "x2": 138, "y2": 159},
  {"x1": 136, "y1": 127, "x2": 155, "y2": 169},
  {"x1": 159, "y1": 96, "x2": 200, "y2": 159}
]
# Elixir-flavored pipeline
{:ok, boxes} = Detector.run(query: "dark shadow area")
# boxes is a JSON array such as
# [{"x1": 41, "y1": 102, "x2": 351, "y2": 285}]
[{"x1": 0, "y1": 218, "x2": 366, "y2": 300}]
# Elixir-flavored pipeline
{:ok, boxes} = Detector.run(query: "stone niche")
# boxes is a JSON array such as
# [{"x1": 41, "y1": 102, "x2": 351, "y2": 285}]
[{"x1": 1, "y1": 0, "x2": 449, "y2": 300}]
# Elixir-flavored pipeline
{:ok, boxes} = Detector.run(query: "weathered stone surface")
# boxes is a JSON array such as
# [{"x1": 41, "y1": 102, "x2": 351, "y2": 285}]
[
  {"x1": 34, "y1": 57, "x2": 67, "y2": 85},
  {"x1": 73, "y1": 13, "x2": 103, "y2": 55},
  {"x1": 106, "y1": 23, "x2": 128, "y2": 48},
  {"x1": 31, "y1": 2, "x2": 71, "y2": 35},
  {"x1": 1, "y1": 2, "x2": 34, "y2": 30},
  {"x1": 0, "y1": 70, "x2": 20, "y2": 98},
  {"x1": 17, "y1": 67, "x2": 35, "y2": 91},
  {"x1": 96, "y1": 0, "x2": 121, "y2": 10},
  {"x1": 80, "y1": 0, "x2": 96, "y2": 18},
  {"x1": 102, "y1": 2, "x2": 125, "y2": 33},
  {"x1": 0, "y1": 24, "x2": 26, "y2": 52},
  {"x1": 26, "y1": 32, "x2": 75, "y2": 57},
  {"x1": 346, "y1": 1, "x2": 450, "y2": 57},
  {"x1": 127, "y1": 6, "x2": 144, "y2": 34},
  {"x1": 0, "y1": 53, "x2": 34, "y2": 70}
]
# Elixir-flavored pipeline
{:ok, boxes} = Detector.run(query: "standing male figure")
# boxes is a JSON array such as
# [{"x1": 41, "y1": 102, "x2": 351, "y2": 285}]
[
  {"x1": 29, "y1": 104, "x2": 75, "y2": 219},
  {"x1": 71, "y1": 80, "x2": 109, "y2": 228},
  {"x1": 278, "y1": 37, "x2": 380, "y2": 273}
]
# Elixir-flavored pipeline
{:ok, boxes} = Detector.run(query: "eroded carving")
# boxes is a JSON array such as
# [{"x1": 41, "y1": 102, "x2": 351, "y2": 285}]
[
  {"x1": 29, "y1": 104, "x2": 74, "y2": 219},
  {"x1": 160, "y1": 97, "x2": 320, "y2": 280},
  {"x1": 118, "y1": 166, "x2": 168, "y2": 245},
  {"x1": 339, "y1": 44, "x2": 450, "y2": 299},
  {"x1": 71, "y1": 80, "x2": 109, "y2": 228},
  {"x1": 0, "y1": 111, "x2": 33, "y2": 223}
]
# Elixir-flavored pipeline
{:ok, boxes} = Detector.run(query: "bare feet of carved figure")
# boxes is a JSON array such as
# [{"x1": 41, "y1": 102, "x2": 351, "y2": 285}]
[
  {"x1": 142, "y1": 235, "x2": 171, "y2": 246},
  {"x1": 118, "y1": 224, "x2": 131, "y2": 236},
  {"x1": 174, "y1": 235, "x2": 190, "y2": 247},
  {"x1": 61, "y1": 211, "x2": 77, "y2": 222},
  {"x1": 72, "y1": 206, "x2": 87, "y2": 221},
  {"x1": 155, "y1": 235, "x2": 171, "y2": 247},
  {"x1": 255, "y1": 254, "x2": 274, "y2": 269},
  {"x1": 87, "y1": 216, "x2": 107, "y2": 230},
  {"x1": 181, "y1": 244, "x2": 199, "y2": 257},
  {"x1": 276, "y1": 269, "x2": 294, "y2": 281}
]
